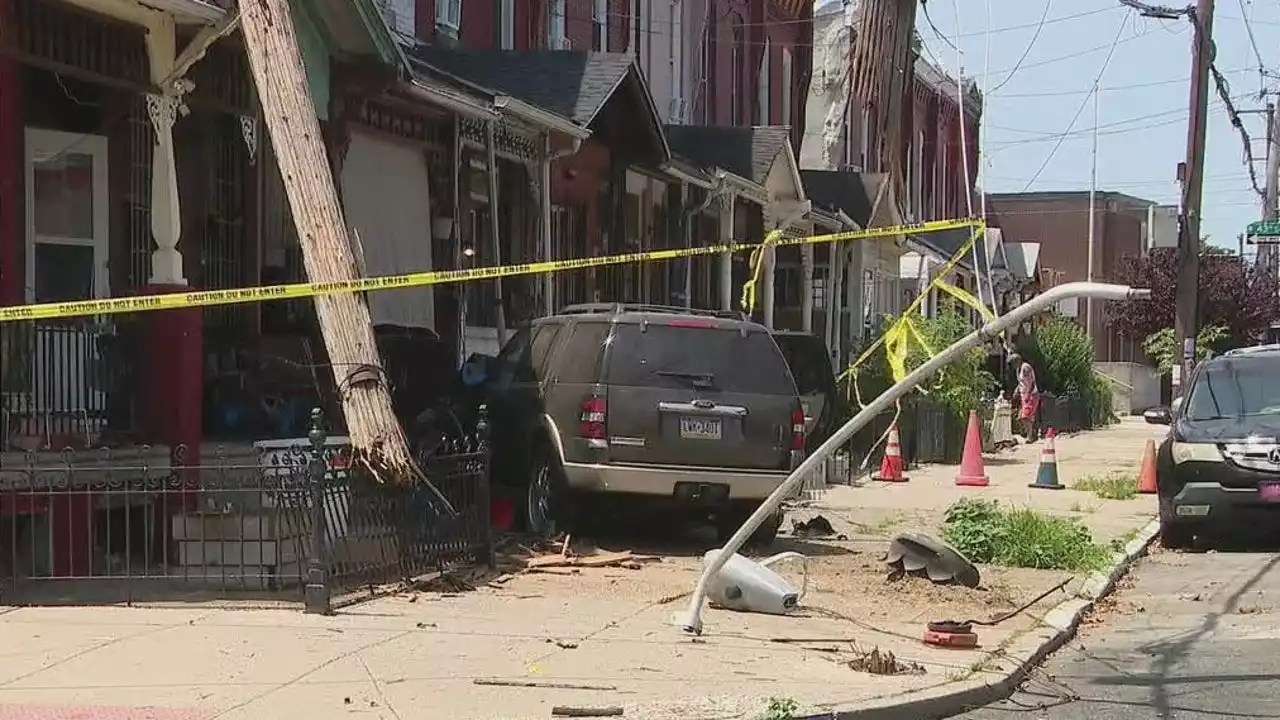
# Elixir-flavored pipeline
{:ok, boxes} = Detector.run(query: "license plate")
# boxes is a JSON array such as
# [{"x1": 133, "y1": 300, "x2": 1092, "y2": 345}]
[
  {"x1": 1260, "y1": 482, "x2": 1280, "y2": 502},
  {"x1": 679, "y1": 416, "x2": 722, "y2": 440}
]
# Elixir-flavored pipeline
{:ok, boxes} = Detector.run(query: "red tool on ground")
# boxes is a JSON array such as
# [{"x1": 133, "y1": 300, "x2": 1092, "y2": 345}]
[
  {"x1": 872, "y1": 424, "x2": 909, "y2": 482},
  {"x1": 954, "y1": 410, "x2": 990, "y2": 487},
  {"x1": 922, "y1": 578, "x2": 1071, "y2": 649}
]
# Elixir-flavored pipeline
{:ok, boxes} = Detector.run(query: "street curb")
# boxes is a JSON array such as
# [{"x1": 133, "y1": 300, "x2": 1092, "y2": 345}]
[{"x1": 803, "y1": 517, "x2": 1161, "y2": 720}]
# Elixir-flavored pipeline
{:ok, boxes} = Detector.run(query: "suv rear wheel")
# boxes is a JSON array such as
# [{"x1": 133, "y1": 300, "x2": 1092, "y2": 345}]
[
  {"x1": 524, "y1": 445, "x2": 578, "y2": 538},
  {"x1": 716, "y1": 502, "x2": 783, "y2": 547}
]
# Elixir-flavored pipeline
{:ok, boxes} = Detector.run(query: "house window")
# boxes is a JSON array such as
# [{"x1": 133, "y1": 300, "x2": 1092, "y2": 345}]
[
  {"x1": 670, "y1": 5, "x2": 684, "y2": 119},
  {"x1": 548, "y1": 0, "x2": 567, "y2": 49},
  {"x1": 812, "y1": 267, "x2": 828, "y2": 310},
  {"x1": 730, "y1": 17, "x2": 744, "y2": 125},
  {"x1": 436, "y1": 0, "x2": 461, "y2": 31},
  {"x1": 703, "y1": 22, "x2": 717, "y2": 123},
  {"x1": 756, "y1": 38, "x2": 770, "y2": 124},
  {"x1": 593, "y1": 0, "x2": 608, "y2": 50},
  {"x1": 912, "y1": 129, "x2": 924, "y2": 218},
  {"x1": 780, "y1": 46, "x2": 792, "y2": 127},
  {"x1": 500, "y1": 0, "x2": 515, "y2": 49},
  {"x1": 861, "y1": 104, "x2": 873, "y2": 172},
  {"x1": 633, "y1": 0, "x2": 644, "y2": 64}
]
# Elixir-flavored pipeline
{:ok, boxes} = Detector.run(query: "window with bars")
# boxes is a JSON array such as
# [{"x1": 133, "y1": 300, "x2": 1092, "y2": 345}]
[{"x1": 730, "y1": 17, "x2": 744, "y2": 125}]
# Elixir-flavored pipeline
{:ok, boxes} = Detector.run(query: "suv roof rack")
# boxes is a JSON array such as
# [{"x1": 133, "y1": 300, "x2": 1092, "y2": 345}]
[
  {"x1": 558, "y1": 303, "x2": 748, "y2": 321},
  {"x1": 1224, "y1": 344, "x2": 1280, "y2": 357}
]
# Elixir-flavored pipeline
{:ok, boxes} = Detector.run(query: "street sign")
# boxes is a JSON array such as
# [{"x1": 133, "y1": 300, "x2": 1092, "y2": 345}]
[{"x1": 1246, "y1": 220, "x2": 1280, "y2": 242}]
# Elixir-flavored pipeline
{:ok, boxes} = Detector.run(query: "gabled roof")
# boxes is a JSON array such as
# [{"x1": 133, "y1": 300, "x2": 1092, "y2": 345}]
[
  {"x1": 908, "y1": 226, "x2": 985, "y2": 274},
  {"x1": 799, "y1": 170, "x2": 872, "y2": 227},
  {"x1": 663, "y1": 125, "x2": 793, "y2": 186},
  {"x1": 409, "y1": 48, "x2": 668, "y2": 159}
]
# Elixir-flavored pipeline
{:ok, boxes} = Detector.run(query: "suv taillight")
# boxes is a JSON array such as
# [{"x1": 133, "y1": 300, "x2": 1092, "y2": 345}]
[
  {"x1": 791, "y1": 405, "x2": 807, "y2": 451},
  {"x1": 580, "y1": 397, "x2": 607, "y2": 440}
]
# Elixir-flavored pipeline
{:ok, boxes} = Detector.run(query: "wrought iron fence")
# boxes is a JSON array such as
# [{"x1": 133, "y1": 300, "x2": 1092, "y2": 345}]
[{"x1": 0, "y1": 408, "x2": 493, "y2": 610}]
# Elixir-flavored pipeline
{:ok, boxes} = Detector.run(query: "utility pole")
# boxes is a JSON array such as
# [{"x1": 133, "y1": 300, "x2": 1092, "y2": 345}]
[
  {"x1": 1174, "y1": 0, "x2": 1213, "y2": 393},
  {"x1": 1264, "y1": 101, "x2": 1278, "y2": 225},
  {"x1": 1086, "y1": 83, "x2": 1100, "y2": 341},
  {"x1": 1262, "y1": 101, "x2": 1279, "y2": 270}
]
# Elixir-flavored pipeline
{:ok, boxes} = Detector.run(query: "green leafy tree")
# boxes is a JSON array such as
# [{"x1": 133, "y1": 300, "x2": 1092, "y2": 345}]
[{"x1": 1142, "y1": 324, "x2": 1230, "y2": 374}]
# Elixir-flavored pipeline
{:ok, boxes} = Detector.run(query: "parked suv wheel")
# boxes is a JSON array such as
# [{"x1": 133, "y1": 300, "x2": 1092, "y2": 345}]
[
  {"x1": 524, "y1": 446, "x2": 578, "y2": 538},
  {"x1": 716, "y1": 502, "x2": 783, "y2": 547},
  {"x1": 1158, "y1": 520, "x2": 1195, "y2": 550}
]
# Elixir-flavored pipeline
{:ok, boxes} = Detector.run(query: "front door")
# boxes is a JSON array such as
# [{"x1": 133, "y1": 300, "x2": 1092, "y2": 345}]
[{"x1": 21, "y1": 128, "x2": 110, "y2": 440}]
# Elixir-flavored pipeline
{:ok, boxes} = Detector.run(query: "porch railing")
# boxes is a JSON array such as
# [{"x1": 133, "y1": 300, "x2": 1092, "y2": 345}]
[
  {"x1": 0, "y1": 407, "x2": 493, "y2": 609},
  {"x1": 0, "y1": 319, "x2": 139, "y2": 449}
]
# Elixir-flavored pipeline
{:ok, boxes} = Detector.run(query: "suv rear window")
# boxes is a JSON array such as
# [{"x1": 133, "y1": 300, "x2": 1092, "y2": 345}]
[
  {"x1": 604, "y1": 323, "x2": 796, "y2": 395},
  {"x1": 773, "y1": 336, "x2": 832, "y2": 395},
  {"x1": 1185, "y1": 356, "x2": 1280, "y2": 420}
]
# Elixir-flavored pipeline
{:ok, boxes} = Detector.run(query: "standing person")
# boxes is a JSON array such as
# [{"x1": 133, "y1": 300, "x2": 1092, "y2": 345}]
[{"x1": 1010, "y1": 352, "x2": 1039, "y2": 442}]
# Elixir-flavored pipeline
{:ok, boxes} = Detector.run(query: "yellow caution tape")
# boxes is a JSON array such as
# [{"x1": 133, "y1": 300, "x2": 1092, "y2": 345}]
[
  {"x1": 839, "y1": 224, "x2": 991, "y2": 397},
  {"x1": 739, "y1": 229, "x2": 784, "y2": 316},
  {"x1": 0, "y1": 218, "x2": 982, "y2": 324}
]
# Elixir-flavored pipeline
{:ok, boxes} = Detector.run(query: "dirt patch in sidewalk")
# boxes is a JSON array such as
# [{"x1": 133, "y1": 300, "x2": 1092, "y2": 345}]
[{"x1": 485, "y1": 528, "x2": 1076, "y2": 630}]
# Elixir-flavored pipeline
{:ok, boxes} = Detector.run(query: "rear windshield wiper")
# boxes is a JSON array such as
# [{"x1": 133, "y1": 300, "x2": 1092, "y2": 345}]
[{"x1": 654, "y1": 370, "x2": 716, "y2": 388}]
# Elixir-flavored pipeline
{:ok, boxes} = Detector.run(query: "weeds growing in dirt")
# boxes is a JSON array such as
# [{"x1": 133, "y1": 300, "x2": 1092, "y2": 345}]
[
  {"x1": 1073, "y1": 472, "x2": 1139, "y2": 500},
  {"x1": 761, "y1": 697, "x2": 798, "y2": 720},
  {"x1": 942, "y1": 498, "x2": 1112, "y2": 571}
]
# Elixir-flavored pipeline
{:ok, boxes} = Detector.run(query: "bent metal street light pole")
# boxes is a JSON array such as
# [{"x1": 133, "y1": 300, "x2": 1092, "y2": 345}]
[{"x1": 680, "y1": 282, "x2": 1152, "y2": 635}]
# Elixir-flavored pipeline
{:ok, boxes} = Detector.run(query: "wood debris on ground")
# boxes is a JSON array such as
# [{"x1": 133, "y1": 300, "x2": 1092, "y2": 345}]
[{"x1": 486, "y1": 534, "x2": 659, "y2": 587}]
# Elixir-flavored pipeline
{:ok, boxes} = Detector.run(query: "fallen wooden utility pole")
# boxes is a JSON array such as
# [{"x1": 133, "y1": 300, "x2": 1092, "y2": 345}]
[
  {"x1": 849, "y1": 0, "x2": 918, "y2": 211},
  {"x1": 239, "y1": 0, "x2": 431, "y2": 490}
]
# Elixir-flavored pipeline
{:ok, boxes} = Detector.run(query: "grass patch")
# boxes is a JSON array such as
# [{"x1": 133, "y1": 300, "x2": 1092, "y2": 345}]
[
  {"x1": 942, "y1": 498, "x2": 1113, "y2": 572},
  {"x1": 1072, "y1": 472, "x2": 1139, "y2": 500}
]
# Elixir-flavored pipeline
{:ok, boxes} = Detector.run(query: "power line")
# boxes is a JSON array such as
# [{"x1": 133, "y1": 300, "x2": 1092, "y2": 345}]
[
  {"x1": 985, "y1": 1, "x2": 1054, "y2": 94},
  {"x1": 1019, "y1": 15, "x2": 1130, "y2": 191},
  {"x1": 993, "y1": 68, "x2": 1247, "y2": 97},
  {"x1": 1233, "y1": 0, "x2": 1268, "y2": 97},
  {"x1": 1208, "y1": 62, "x2": 1267, "y2": 197}
]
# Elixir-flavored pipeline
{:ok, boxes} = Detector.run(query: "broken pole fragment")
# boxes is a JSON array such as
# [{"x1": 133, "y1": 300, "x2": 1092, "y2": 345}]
[{"x1": 238, "y1": 0, "x2": 445, "y2": 500}]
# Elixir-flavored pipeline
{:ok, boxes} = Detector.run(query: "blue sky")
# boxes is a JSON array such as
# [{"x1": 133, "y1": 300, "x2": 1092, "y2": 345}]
[{"x1": 913, "y1": 0, "x2": 1278, "y2": 252}]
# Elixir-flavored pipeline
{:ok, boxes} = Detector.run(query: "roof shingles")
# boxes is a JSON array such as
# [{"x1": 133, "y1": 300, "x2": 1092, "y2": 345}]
[
  {"x1": 663, "y1": 125, "x2": 792, "y2": 185},
  {"x1": 410, "y1": 47, "x2": 635, "y2": 126}
]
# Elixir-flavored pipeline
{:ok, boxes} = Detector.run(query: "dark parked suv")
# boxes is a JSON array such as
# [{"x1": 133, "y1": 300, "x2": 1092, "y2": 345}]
[
  {"x1": 1146, "y1": 344, "x2": 1280, "y2": 548},
  {"x1": 483, "y1": 304, "x2": 806, "y2": 544}
]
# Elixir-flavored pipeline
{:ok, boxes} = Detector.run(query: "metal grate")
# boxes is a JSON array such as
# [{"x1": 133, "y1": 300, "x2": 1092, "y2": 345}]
[
  {"x1": 198, "y1": 113, "x2": 248, "y2": 332},
  {"x1": 124, "y1": 98, "x2": 152, "y2": 292}
]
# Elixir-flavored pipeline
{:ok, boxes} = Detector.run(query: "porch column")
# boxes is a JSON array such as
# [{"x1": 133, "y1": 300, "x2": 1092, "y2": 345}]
[
  {"x1": 719, "y1": 194, "x2": 735, "y2": 311},
  {"x1": 845, "y1": 243, "x2": 865, "y2": 352},
  {"x1": 801, "y1": 242, "x2": 815, "y2": 334},
  {"x1": 829, "y1": 244, "x2": 844, "y2": 363},
  {"x1": 761, "y1": 213, "x2": 777, "y2": 329},
  {"x1": 681, "y1": 184, "x2": 692, "y2": 308},
  {"x1": 540, "y1": 141, "x2": 554, "y2": 314},
  {"x1": 142, "y1": 14, "x2": 201, "y2": 469}
]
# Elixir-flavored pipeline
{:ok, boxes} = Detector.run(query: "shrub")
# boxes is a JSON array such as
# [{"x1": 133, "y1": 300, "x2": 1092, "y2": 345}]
[
  {"x1": 942, "y1": 498, "x2": 1113, "y2": 572},
  {"x1": 1142, "y1": 324, "x2": 1230, "y2": 374},
  {"x1": 1016, "y1": 315, "x2": 1112, "y2": 427}
]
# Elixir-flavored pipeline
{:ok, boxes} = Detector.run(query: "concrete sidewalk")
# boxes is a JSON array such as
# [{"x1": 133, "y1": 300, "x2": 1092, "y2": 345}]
[{"x1": 0, "y1": 419, "x2": 1164, "y2": 720}]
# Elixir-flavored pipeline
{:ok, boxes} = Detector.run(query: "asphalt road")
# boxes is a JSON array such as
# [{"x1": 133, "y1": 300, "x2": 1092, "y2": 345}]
[{"x1": 951, "y1": 542, "x2": 1280, "y2": 720}]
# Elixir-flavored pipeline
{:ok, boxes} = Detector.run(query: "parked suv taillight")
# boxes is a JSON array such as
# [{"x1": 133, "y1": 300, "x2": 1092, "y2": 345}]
[
  {"x1": 580, "y1": 397, "x2": 607, "y2": 440},
  {"x1": 791, "y1": 405, "x2": 807, "y2": 451}
]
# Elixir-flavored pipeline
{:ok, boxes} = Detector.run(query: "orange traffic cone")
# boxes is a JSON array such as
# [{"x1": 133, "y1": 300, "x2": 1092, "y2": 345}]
[
  {"x1": 1029, "y1": 428, "x2": 1064, "y2": 489},
  {"x1": 1137, "y1": 439, "x2": 1158, "y2": 494},
  {"x1": 955, "y1": 411, "x2": 990, "y2": 487},
  {"x1": 873, "y1": 424, "x2": 909, "y2": 482}
]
